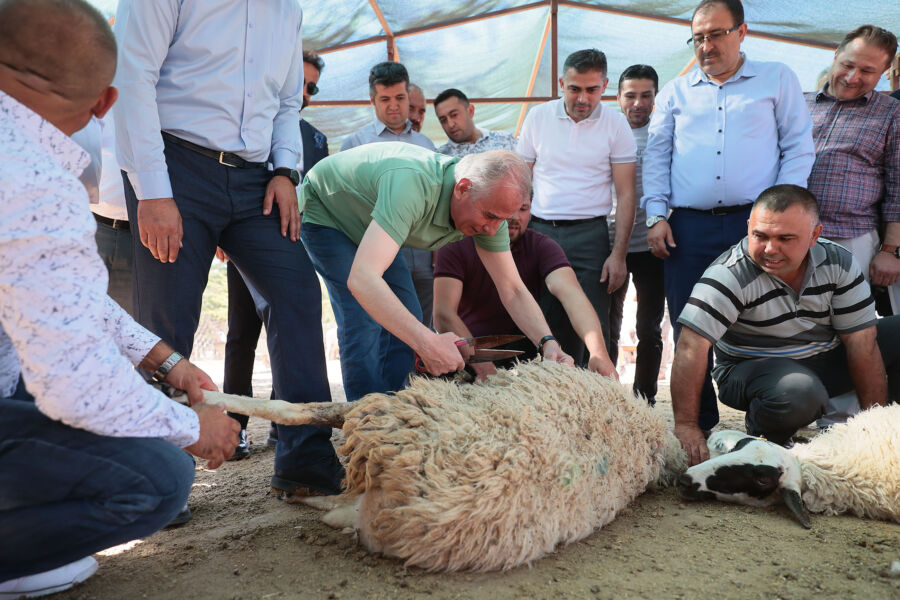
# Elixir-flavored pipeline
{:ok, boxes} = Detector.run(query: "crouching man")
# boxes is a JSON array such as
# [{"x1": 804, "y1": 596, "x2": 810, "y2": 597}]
[
  {"x1": 433, "y1": 192, "x2": 616, "y2": 381},
  {"x1": 299, "y1": 143, "x2": 573, "y2": 402},
  {"x1": 672, "y1": 184, "x2": 900, "y2": 465},
  {"x1": 0, "y1": 0, "x2": 238, "y2": 595}
]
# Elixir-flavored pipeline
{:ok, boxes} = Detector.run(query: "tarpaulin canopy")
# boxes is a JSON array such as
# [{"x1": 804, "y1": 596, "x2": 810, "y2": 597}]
[{"x1": 90, "y1": 1, "x2": 900, "y2": 150}]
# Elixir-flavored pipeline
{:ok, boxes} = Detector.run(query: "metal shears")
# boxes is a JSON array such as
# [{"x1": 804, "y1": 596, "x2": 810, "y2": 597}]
[{"x1": 414, "y1": 335, "x2": 526, "y2": 373}]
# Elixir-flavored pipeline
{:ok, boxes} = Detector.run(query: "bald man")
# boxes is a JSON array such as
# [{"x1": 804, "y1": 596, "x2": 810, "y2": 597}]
[{"x1": 0, "y1": 0, "x2": 238, "y2": 595}]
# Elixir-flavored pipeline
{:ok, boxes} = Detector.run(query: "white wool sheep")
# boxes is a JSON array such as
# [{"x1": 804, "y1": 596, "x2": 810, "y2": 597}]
[
  {"x1": 677, "y1": 403, "x2": 900, "y2": 527},
  {"x1": 208, "y1": 360, "x2": 687, "y2": 572}
]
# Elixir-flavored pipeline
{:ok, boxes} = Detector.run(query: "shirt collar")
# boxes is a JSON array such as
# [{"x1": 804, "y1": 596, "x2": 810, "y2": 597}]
[
  {"x1": 373, "y1": 117, "x2": 413, "y2": 136},
  {"x1": 689, "y1": 52, "x2": 755, "y2": 86},
  {"x1": 815, "y1": 83, "x2": 875, "y2": 105},
  {"x1": 554, "y1": 97, "x2": 603, "y2": 122},
  {"x1": 0, "y1": 91, "x2": 89, "y2": 176}
]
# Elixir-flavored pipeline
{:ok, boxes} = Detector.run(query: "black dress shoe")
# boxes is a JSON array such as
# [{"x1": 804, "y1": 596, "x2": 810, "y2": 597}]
[
  {"x1": 228, "y1": 429, "x2": 250, "y2": 461},
  {"x1": 165, "y1": 503, "x2": 191, "y2": 528},
  {"x1": 266, "y1": 422, "x2": 278, "y2": 447}
]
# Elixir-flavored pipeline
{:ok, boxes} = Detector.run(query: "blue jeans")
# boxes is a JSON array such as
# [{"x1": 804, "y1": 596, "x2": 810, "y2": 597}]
[
  {"x1": 301, "y1": 223, "x2": 420, "y2": 402},
  {"x1": 94, "y1": 217, "x2": 134, "y2": 317},
  {"x1": 400, "y1": 247, "x2": 434, "y2": 329},
  {"x1": 0, "y1": 384, "x2": 193, "y2": 580},
  {"x1": 123, "y1": 138, "x2": 340, "y2": 491},
  {"x1": 665, "y1": 206, "x2": 751, "y2": 430}
]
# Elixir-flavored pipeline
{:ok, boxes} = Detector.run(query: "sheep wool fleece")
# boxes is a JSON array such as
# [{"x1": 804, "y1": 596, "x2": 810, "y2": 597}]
[
  {"x1": 792, "y1": 403, "x2": 900, "y2": 522},
  {"x1": 340, "y1": 360, "x2": 677, "y2": 572}
]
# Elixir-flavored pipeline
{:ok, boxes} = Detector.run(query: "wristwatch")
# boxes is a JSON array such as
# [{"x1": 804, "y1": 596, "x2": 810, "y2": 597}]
[
  {"x1": 273, "y1": 167, "x2": 301, "y2": 187},
  {"x1": 152, "y1": 351, "x2": 184, "y2": 383},
  {"x1": 537, "y1": 334, "x2": 557, "y2": 356},
  {"x1": 646, "y1": 215, "x2": 666, "y2": 228},
  {"x1": 879, "y1": 244, "x2": 900, "y2": 258}
]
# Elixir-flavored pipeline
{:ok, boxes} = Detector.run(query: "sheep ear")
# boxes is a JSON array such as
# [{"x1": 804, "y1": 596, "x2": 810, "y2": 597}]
[{"x1": 781, "y1": 488, "x2": 811, "y2": 529}]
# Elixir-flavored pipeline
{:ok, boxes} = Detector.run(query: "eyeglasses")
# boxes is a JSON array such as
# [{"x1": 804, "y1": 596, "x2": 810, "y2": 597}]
[
  {"x1": 306, "y1": 81, "x2": 319, "y2": 96},
  {"x1": 687, "y1": 25, "x2": 741, "y2": 47}
]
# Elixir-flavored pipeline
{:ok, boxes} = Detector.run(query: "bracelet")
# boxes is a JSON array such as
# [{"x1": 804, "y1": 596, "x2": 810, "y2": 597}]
[
  {"x1": 152, "y1": 351, "x2": 184, "y2": 383},
  {"x1": 536, "y1": 334, "x2": 556, "y2": 356}
]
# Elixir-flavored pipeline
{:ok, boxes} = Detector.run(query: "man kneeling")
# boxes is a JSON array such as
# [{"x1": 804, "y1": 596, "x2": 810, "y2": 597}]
[{"x1": 672, "y1": 184, "x2": 900, "y2": 465}]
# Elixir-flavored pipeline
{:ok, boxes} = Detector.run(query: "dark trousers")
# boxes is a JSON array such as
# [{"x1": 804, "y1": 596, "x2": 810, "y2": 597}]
[
  {"x1": 716, "y1": 316, "x2": 900, "y2": 445},
  {"x1": 94, "y1": 217, "x2": 134, "y2": 317},
  {"x1": 123, "y1": 139, "x2": 340, "y2": 492},
  {"x1": 530, "y1": 217, "x2": 611, "y2": 367},
  {"x1": 609, "y1": 250, "x2": 665, "y2": 402},
  {"x1": 665, "y1": 207, "x2": 751, "y2": 430},
  {"x1": 400, "y1": 247, "x2": 434, "y2": 329},
  {"x1": 223, "y1": 261, "x2": 267, "y2": 429},
  {"x1": 0, "y1": 384, "x2": 193, "y2": 580}
]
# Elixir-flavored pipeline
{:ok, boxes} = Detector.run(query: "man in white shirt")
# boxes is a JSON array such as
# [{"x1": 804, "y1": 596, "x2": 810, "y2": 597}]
[
  {"x1": 434, "y1": 88, "x2": 518, "y2": 157},
  {"x1": 0, "y1": 0, "x2": 238, "y2": 595},
  {"x1": 517, "y1": 48, "x2": 637, "y2": 366},
  {"x1": 114, "y1": 0, "x2": 343, "y2": 501}
]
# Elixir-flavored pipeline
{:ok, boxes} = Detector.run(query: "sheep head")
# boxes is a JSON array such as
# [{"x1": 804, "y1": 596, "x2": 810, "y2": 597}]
[{"x1": 676, "y1": 431, "x2": 810, "y2": 528}]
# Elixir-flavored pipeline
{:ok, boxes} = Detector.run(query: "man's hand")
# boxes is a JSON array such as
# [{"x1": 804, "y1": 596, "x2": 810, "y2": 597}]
[
  {"x1": 647, "y1": 220, "x2": 675, "y2": 259},
  {"x1": 164, "y1": 359, "x2": 218, "y2": 406},
  {"x1": 184, "y1": 403, "x2": 241, "y2": 469},
  {"x1": 417, "y1": 332, "x2": 467, "y2": 375},
  {"x1": 215, "y1": 247, "x2": 229, "y2": 263},
  {"x1": 600, "y1": 253, "x2": 628, "y2": 293},
  {"x1": 470, "y1": 362, "x2": 498, "y2": 382},
  {"x1": 540, "y1": 340, "x2": 575, "y2": 367},
  {"x1": 674, "y1": 423, "x2": 710, "y2": 466},
  {"x1": 587, "y1": 354, "x2": 618, "y2": 380},
  {"x1": 137, "y1": 197, "x2": 182, "y2": 263},
  {"x1": 870, "y1": 252, "x2": 900, "y2": 287},
  {"x1": 264, "y1": 175, "x2": 301, "y2": 242}
]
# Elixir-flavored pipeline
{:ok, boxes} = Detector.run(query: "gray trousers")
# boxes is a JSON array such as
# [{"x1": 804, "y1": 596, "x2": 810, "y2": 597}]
[
  {"x1": 715, "y1": 316, "x2": 900, "y2": 445},
  {"x1": 94, "y1": 217, "x2": 134, "y2": 317},
  {"x1": 530, "y1": 217, "x2": 610, "y2": 367}
]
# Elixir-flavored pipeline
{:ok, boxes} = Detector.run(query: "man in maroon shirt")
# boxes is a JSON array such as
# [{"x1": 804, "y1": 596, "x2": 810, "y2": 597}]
[{"x1": 434, "y1": 195, "x2": 616, "y2": 380}]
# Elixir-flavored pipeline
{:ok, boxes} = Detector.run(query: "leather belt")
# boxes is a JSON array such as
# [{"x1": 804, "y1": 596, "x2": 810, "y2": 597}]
[
  {"x1": 93, "y1": 213, "x2": 130, "y2": 230},
  {"x1": 161, "y1": 132, "x2": 268, "y2": 169},
  {"x1": 677, "y1": 203, "x2": 753, "y2": 216},
  {"x1": 531, "y1": 215, "x2": 606, "y2": 227}
]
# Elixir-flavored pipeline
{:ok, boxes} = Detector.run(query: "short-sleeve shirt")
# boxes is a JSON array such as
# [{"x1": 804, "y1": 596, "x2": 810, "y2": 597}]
[
  {"x1": 434, "y1": 229, "x2": 570, "y2": 336},
  {"x1": 677, "y1": 237, "x2": 876, "y2": 378},
  {"x1": 517, "y1": 99, "x2": 636, "y2": 220},
  {"x1": 300, "y1": 142, "x2": 509, "y2": 252}
]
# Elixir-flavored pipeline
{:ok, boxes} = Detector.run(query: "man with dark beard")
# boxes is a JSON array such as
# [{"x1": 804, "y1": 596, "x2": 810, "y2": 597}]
[{"x1": 433, "y1": 193, "x2": 616, "y2": 381}]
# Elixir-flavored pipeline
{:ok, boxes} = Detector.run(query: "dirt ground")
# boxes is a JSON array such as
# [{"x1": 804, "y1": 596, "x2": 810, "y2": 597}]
[{"x1": 57, "y1": 378, "x2": 900, "y2": 600}]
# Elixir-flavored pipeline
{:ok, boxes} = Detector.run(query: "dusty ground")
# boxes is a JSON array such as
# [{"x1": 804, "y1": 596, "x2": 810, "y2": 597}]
[{"x1": 57, "y1": 376, "x2": 900, "y2": 600}]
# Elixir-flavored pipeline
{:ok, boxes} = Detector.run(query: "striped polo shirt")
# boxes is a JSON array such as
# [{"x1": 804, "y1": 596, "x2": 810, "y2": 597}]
[{"x1": 678, "y1": 237, "x2": 876, "y2": 366}]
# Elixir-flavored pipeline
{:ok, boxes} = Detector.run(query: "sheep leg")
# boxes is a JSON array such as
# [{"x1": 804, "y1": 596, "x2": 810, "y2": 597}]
[{"x1": 203, "y1": 390, "x2": 352, "y2": 429}]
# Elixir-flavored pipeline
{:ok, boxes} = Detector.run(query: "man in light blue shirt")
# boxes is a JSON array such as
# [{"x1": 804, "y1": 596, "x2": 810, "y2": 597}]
[
  {"x1": 641, "y1": 0, "x2": 814, "y2": 436},
  {"x1": 341, "y1": 61, "x2": 437, "y2": 328},
  {"x1": 113, "y1": 0, "x2": 343, "y2": 504}
]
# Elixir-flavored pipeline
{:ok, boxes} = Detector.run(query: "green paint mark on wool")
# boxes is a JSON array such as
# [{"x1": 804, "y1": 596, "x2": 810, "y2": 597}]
[
  {"x1": 596, "y1": 456, "x2": 609, "y2": 475},
  {"x1": 561, "y1": 463, "x2": 582, "y2": 487}
]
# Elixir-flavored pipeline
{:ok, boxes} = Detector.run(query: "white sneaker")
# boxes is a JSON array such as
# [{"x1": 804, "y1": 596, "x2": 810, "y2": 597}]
[{"x1": 0, "y1": 556, "x2": 97, "y2": 599}]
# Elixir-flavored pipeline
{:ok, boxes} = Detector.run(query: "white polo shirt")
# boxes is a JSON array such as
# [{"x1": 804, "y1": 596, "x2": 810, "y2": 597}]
[{"x1": 517, "y1": 99, "x2": 636, "y2": 220}]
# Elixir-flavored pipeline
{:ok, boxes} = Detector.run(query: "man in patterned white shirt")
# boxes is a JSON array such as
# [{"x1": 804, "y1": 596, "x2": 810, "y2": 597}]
[
  {"x1": 434, "y1": 88, "x2": 517, "y2": 158},
  {"x1": 0, "y1": 1, "x2": 238, "y2": 595}
]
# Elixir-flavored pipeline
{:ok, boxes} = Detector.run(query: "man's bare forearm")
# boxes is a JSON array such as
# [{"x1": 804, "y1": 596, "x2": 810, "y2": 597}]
[
  {"x1": 843, "y1": 328, "x2": 888, "y2": 409},
  {"x1": 670, "y1": 329, "x2": 710, "y2": 426}
]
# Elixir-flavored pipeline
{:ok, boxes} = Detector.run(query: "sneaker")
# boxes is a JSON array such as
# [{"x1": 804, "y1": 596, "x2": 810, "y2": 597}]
[
  {"x1": 228, "y1": 429, "x2": 250, "y2": 461},
  {"x1": 164, "y1": 503, "x2": 191, "y2": 528},
  {"x1": 266, "y1": 422, "x2": 278, "y2": 447},
  {"x1": 0, "y1": 556, "x2": 98, "y2": 599}
]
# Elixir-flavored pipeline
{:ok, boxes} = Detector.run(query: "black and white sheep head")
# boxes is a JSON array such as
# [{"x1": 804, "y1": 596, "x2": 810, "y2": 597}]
[{"x1": 676, "y1": 431, "x2": 811, "y2": 529}]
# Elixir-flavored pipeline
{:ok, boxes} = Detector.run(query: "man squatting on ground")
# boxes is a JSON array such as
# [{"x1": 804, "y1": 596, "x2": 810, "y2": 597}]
[
  {"x1": 671, "y1": 185, "x2": 900, "y2": 465},
  {"x1": 0, "y1": 0, "x2": 239, "y2": 595},
  {"x1": 298, "y1": 143, "x2": 574, "y2": 403}
]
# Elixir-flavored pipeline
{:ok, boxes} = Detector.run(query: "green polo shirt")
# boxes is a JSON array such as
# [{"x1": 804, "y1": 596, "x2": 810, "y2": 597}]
[{"x1": 299, "y1": 142, "x2": 509, "y2": 252}]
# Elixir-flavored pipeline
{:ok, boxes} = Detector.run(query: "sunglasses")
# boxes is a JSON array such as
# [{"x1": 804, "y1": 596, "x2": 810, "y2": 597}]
[{"x1": 306, "y1": 81, "x2": 319, "y2": 96}]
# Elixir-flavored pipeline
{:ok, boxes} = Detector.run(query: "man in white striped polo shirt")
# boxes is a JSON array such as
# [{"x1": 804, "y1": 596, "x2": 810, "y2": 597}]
[{"x1": 671, "y1": 184, "x2": 900, "y2": 465}]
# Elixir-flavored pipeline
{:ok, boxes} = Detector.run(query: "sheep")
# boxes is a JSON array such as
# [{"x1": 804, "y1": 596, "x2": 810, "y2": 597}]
[
  {"x1": 207, "y1": 360, "x2": 687, "y2": 572},
  {"x1": 676, "y1": 403, "x2": 900, "y2": 528}
]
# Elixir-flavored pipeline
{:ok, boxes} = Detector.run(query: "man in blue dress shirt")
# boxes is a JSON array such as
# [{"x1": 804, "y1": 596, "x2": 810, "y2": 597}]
[
  {"x1": 641, "y1": 0, "x2": 815, "y2": 442},
  {"x1": 113, "y1": 0, "x2": 343, "y2": 502}
]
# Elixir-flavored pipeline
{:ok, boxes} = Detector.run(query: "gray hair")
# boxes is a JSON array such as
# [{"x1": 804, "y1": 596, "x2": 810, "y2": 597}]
[{"x1": 454, "y1": 150, "x2": 532, "y2": 204}]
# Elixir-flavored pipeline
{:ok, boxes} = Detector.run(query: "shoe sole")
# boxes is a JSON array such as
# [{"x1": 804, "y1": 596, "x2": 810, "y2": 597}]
[
  {"x1": 227, "y1": 449, "x2": 251, "y2": 461},
  {"x1": 0, "y1": 558, "x2": 98, "y2": 599}
]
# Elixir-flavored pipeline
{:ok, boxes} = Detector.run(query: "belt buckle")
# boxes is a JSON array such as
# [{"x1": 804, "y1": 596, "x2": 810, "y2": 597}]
[
  {"x1": 218, "y1": 151, "x2": 239, "y2": 168},
  {"x1": 710, "y1": 206, "x2": 727, "y2": 216}
]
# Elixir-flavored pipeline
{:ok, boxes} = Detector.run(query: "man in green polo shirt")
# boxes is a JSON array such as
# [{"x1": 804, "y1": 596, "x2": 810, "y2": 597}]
[{"x1": 299, "y1": 142, "x2": 573, "y2": 401}]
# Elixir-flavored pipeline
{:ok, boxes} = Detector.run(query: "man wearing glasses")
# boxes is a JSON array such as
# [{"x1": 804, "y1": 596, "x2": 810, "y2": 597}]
[{"x1": 641, "y1": 0, "x2": 814, "y2": 443}]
